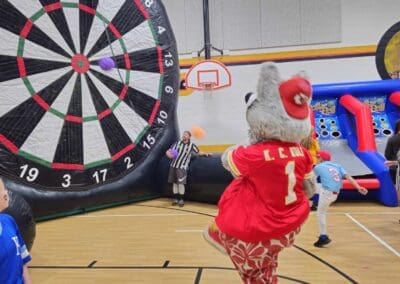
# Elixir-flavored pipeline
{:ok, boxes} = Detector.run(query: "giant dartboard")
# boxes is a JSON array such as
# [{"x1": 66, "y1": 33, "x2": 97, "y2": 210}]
[{"x1": 0, "y1": 0, "x2": 179, "y2": 190}]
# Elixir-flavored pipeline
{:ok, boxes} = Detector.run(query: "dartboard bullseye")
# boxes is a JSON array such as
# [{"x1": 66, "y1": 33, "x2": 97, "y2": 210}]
[
  {"x1": 71, "y1": 54, "x2": 90, "y2": 73},
  {"x1": 0, "y1": 0, "x2": 179, "y2": 190}
]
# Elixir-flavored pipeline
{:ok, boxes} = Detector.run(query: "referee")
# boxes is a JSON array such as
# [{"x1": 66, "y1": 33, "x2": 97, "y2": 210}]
[{"x1": 166, "y1": 130, "x2": 210, "y2": 206}]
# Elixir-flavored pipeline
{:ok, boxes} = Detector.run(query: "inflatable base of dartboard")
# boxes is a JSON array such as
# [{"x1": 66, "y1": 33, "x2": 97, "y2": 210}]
[
  {"x1": 6, "y1": 150, "x2": 386, "y2": 221},
  {"x1": 158, "y1": 154, "x2": 233, "y2": 204},
  {"x1": 2, "y1": 191, "x2": 36, "y2": 251},
  {"x1": 4, "y1": 119, "x2": 179, "y2": 219}
]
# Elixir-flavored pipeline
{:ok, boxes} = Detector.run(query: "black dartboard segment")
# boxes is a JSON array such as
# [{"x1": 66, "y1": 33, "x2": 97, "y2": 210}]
[{"x1": 0, "y1": 0, "x2": 179, "y2": 190}]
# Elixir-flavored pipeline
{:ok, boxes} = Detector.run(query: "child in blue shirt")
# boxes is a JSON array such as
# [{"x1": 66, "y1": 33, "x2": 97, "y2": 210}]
[
  {"x1": 313, "y1": 150, "x2": 368, "y2": 247},
  {"x1": 0, "y1": 179, "x2": 32, "y2": 284}
]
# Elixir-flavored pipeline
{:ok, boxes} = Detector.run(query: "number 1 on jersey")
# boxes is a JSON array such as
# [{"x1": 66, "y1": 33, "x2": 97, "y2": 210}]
[{"x1": 285, "y1": 161, "x2": 297, "y2": 205}]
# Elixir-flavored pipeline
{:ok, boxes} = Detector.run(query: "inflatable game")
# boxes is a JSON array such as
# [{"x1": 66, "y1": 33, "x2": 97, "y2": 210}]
[
  {"x1": 0, "y1": 0, "x2": 180, "y2": 218},
  {"x1": 312, "y1": 79, "x2": 400, "y2": 206}
]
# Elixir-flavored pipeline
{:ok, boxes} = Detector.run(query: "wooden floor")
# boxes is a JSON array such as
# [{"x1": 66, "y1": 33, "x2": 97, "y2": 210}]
[{"x1": 29, "y1": 198, "x2": 400, "y2": 284}]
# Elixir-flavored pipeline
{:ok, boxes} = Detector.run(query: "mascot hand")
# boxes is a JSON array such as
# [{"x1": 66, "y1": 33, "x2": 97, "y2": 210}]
[
  {"x1": 221, "y1": 144, "x2": 241, "y2": 177},
  {"x1": 302, "y1": 177, "x2": 317, "y2": 198}
]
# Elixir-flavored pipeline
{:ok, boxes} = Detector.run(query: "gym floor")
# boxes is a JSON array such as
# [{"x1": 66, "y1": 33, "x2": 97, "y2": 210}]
[{"x1": 29, "y1": 198, "x2": 400, "y2": 283}]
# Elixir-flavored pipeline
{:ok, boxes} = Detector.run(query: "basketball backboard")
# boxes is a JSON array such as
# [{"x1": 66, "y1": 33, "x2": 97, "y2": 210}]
[{"x1": 185, "y1": 60, "x2": 232, "y2": 90}]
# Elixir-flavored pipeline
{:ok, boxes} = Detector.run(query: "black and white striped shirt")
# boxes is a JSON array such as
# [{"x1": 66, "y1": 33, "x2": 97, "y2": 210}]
[{"x1": 170, "y1": 140, "x2": 199, "y2": 169}]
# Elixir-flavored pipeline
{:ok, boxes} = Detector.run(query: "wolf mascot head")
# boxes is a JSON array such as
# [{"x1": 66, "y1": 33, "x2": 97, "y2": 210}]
[
  {"x1": 222, "y1": 62, "x2": 313, "y2": 172},
  {"x1": 245, "y1": 62, "x2": 312, "y2": 144}
]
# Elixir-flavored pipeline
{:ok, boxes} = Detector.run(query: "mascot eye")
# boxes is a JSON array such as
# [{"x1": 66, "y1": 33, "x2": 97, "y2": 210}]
[
  {"x1": 294, "y1": 93, "x2": 310, "y2": 105},
  {"x1": 245, "y1": 92, "x2": 257, "y2": 107}
]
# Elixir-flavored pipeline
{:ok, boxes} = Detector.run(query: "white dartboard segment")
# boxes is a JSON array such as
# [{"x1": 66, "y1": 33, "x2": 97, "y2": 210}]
[
  {"x1": 82, "y1": 120, "x2": 112, "y2": 166},
  {"x1": 62, "y1": 1, "x2": 81, "y2": 54},
  {"x1": 0, "y1": 78, "x2": 32, "y2": 118},
  {"x1": 130, "y1": 70, "x2": 162, "y2": 100},
  {"x1": 81, "y1": 75, "x2": 99, "y2": 118}
]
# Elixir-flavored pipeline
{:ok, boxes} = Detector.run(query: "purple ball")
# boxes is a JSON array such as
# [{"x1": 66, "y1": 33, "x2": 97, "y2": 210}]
[
  {"x1": 170, "y1": 148, "x2": 178, "y2": 159},
  {"x1": 98, "y1": 57, "x2": 115, "y2": 71}
]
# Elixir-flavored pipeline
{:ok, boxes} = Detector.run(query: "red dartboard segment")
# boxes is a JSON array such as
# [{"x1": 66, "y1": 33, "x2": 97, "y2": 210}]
[
  {"x1": 43, "y1": 2, "x2": 63, "y2": 13},
  {"x1": 157, "y1": 46, "x2": 164, "y2": 74},
  {"x1": 0, "y1": 134, "x2": 19, "y2": 154},
  {"x1": 98, "y1": 108, "x2": 113, "y2": 120},
  {"x1": 134, "y1": 0, "x2": 150, "y2": 19},
  {"x1": 124, "y1": 53, "x2": 131, "y2": 70},
  {"x1": 119, "y1": 85, "x2": 129, "y2": 100},
  {"x1": 79, "y1": 4, "x2": 96, "y2": 15},
  {"x1": 32, "y1": 95, "x2": 50, "y2": 111},
  {"x1": 51, "y1": 163, "x2": 84, "y2": 170},
  {"x1": 108, "y1": 23, "x2": 122, "y2": 39},
  {"x1": 112, "y1": 144, "x2": 135, "y2": 161},
  {"x1": 16, "y1": 57, "x2": 27, "y2": 77},
  {"x1": 148, "y1": 100, "x2": 161, "y2": 125},
  {"x1": 65, "y1": 115, "x2": 83, "y2": 124},
  {"x1": 20, "y1": 20, "x2": 33, "y2": 38}
]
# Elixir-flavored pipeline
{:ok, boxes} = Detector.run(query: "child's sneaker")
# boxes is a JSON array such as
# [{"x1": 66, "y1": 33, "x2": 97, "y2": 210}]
[
  {"x1": 202, "y1": 226, "x2": 227, "y2": 255},
  {"x1": 313, "y1": 235, "x2": 331, "y2": 247},
  {"x1": 171, "y1": 199, "x2": 179, "y2": 206},
  {"x1": 178, "y1": 199, "x2": 184, "y2": 207}
]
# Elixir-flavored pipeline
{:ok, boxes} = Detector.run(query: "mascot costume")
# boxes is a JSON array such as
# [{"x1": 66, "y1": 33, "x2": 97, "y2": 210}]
[{"x1": 203, "y1": 62, "x2": 317, "y2": 283}]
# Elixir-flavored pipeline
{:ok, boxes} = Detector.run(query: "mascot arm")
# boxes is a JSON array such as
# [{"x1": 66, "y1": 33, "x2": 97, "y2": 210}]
[
  {"x1": 303, "y1": 175, "x2": 317, "y2": 198},
  {"x1": 221, "y1": 144, "x2": 244, "y2": 178}
]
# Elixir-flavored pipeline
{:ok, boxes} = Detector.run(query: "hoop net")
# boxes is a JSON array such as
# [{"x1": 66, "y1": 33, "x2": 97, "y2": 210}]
[{"x1": 200, "y1": 82, "x2": 215, "y2": 100}]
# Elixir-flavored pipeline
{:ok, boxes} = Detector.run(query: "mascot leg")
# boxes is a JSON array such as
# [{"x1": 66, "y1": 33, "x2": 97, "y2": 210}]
[{"x1": 220, "y1": 227, "x2": 301, "y2": 284}]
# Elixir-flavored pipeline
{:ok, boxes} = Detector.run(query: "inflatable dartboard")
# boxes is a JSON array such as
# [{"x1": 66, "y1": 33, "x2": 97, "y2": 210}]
[
  {"x1": 0, "y1": 0, "x2": 179, "y2": 202},
  {"x1": 376, "y1": 21, "x2": 400, "y2": 79}
]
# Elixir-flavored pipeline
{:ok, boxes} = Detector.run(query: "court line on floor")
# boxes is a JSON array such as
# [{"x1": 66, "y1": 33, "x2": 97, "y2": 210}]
[
  {"x1": 345, "y1": 213, "x2": 400, "y2": 258},
  {"x1": 327, "y1": 212, "x2": 400, "y2": 215},
  {"x1": 29, "y1": 263, "x2": 308, "y2": 284},
  {"x1": 175, "y1": 229, "x2": 204, "y2": 233},
  {"x1": 74, "y1": 213, "x2": 196, "y2": 217},
  {"x1": 293, "y1": 245, "x2": 357, "y2": 284},
  {"x1": 132, "y1": 204, "x2": 363, "y2": 282}
]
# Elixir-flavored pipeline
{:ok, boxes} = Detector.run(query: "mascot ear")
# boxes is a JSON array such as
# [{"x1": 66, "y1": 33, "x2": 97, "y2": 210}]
[
  {"x1": 245, "y1": 92, "x2": 257, "y2": 107},
  {"x1": 256, "y1": 62, "x2": 281, "y2": 101},
  {"x1": 296, "y1": 70, "x2": 310, "y2": 81}
]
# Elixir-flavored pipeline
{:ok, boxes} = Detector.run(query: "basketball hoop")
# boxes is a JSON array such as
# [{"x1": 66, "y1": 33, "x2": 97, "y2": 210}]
[
  {"x1": 185, "y1": 60, "x2": 231, "y2": 100},
  {"x1": 200, "y1": 82, "x2": 215, "y2": 100}
]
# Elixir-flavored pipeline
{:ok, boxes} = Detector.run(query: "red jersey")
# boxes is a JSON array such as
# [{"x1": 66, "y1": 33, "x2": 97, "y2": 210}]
[{"x1": 215, "y1": 141, "x2": 314, "y2": 242}]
